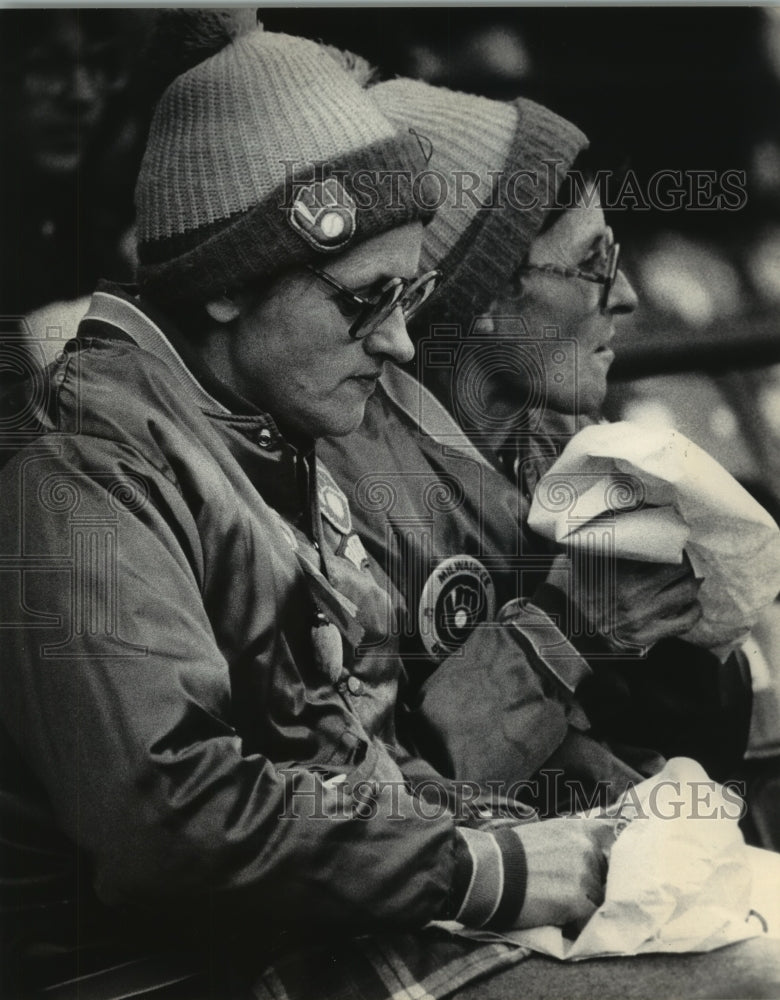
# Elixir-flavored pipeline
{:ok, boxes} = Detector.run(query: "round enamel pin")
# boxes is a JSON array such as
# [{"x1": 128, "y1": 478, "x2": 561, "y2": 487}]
[{"x1": 418, "y1": 555, "x2": 495, "y2": 660}]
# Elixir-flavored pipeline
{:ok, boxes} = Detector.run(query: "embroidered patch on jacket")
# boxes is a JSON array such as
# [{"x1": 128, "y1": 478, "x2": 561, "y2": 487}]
[
  {"x1": 419, "y1": 555, "x2": 495, "y2": 660},
  {"x1": 317, "y1": 465, "x2": 353, "y2": 535},
  {"x1": 289, "y1": 178, "x2": 357, "y2": 252},
  {"x1": 341, "y1": 532, "x2": 370, "y2": 570}
]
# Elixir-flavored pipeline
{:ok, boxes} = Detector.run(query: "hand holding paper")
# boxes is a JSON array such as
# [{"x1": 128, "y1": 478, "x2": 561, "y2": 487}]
[
  {"x1": 509, "y1": 818, "x2": 618, "y2": 931},
  {"x1": 545, "y1": 551, "x2": 703, "y2": 650},
  {"x1": 437, "y1": 759, "x2": 772, "y2": 960},
  {"x1": 529, "y1": 422, "x2": 780, "y2": 656},
  {"x1": 511, "y1": 758, "x2": 763, "y2": 960}
]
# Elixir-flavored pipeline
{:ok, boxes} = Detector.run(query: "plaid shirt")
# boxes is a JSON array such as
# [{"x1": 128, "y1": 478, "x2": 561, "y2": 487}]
[{"x1": 253, "y1": 925, "x2": 531, "y2": 1000}]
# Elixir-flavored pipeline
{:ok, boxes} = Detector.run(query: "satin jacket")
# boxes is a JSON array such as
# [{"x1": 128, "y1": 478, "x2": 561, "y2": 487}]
[{"x1": 0, "y1": 286, "x2": 486, "y2": 960}]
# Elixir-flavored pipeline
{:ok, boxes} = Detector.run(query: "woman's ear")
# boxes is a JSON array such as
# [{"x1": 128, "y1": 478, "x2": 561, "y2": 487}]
[{"x1": 205, "y1": 296, "x2": 240, "y2": 324}]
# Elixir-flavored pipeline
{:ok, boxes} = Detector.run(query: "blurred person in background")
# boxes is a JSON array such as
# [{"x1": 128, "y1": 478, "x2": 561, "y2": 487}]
[{"x1": 0, "y1": 9, "x2": 143, "y2": 317}]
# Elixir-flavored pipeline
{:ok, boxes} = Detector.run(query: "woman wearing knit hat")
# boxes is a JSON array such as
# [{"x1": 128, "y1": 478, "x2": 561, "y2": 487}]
[
  {"x1": 321, "y1": 79, "x2": 745, "y2": 785},
  {"x1": 316, "y1": 75, "x2": 780, "y2": 994},
  {"x1": 363, "y1": 77, "x2": 757, "y2": 784},
  {"x1": 0, "y1": 13, "x2": 682, "y2": 1000},
  {"x1": 369, "y1": 78, "x2": 632, "y2": 480}
]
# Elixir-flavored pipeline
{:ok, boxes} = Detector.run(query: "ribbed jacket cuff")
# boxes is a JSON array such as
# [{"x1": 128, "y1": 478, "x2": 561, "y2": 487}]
[{"x1": 452, "y1": 827, "x2": 528, "y2": 929}]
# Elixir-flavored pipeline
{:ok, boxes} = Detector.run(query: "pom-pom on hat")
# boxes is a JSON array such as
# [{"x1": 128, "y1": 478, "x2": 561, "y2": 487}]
[
  {"x1": 135, "y1": 12, "x2": 435, "y2": 303},
  {"x1": 370, "y1": 78, "x2": 589, "y2": 332}
]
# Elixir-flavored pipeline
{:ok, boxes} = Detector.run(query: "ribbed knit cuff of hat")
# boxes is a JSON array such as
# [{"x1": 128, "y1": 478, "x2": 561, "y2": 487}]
[
  {"x1": 137, "y1": 132, "x2": 436, "y2": 304},
  {"x1": 450, "y1": 826, "x2": 528, "y2": 929},
  {"x1": 412, "y1": 98, "x2": 588, "y2": 335}
]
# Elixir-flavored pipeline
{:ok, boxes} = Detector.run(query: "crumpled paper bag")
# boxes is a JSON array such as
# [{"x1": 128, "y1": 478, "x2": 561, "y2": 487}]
[
  {"x1": 527, "y1": 421, "x2": 780, "y2": 656},
  {"x1": 436, "y1": 759, "x2": 768, "y2": 961}
]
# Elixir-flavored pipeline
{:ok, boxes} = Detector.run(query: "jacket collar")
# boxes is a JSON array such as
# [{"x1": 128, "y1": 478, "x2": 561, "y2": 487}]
[
  {"x1": 81, "y1": 284, "x2": 305, "y2": 453},
  {"x1": 82, "y1": 283, "x2": 232, "y2": 415}
]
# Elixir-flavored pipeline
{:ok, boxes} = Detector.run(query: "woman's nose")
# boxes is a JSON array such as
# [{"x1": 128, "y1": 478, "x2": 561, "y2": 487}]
[
  {"x1": 607, "y1": 268, "x2": 639, "y2": 315},
  {"x1": 364, "y1": 306, "x2": 415, "y2": 365}
]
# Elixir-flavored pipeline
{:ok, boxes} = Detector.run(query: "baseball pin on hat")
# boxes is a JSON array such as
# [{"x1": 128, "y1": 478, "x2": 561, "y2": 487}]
[{"x1": 289, "y1": 178, "x2": 357, "y2": 252}]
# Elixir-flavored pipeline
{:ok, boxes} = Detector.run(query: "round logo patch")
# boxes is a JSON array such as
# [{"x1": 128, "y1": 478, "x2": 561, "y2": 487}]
[
  {"x1": 418, "y1": 555, "x2": 495, "y2": 660},
  {"x1": 288, "y1": 178, "x2": 357, "y2": 252}
]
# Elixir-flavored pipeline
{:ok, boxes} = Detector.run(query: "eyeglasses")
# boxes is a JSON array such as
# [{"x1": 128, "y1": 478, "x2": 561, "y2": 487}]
[
  {"x1": 517, "y1": 242, "x2": 621, "y2": 309},
  {"x1": 23, "y1": 44, "x2": 126, "y2": 99},
  {"x1": 307, "y1": 266, "x2": 442, "y2": 339}
]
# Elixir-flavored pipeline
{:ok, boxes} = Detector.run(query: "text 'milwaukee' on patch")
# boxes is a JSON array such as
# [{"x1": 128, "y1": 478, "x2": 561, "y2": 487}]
[{"x1": 419, "y1": 555, "x2": 495, "y2": 660}]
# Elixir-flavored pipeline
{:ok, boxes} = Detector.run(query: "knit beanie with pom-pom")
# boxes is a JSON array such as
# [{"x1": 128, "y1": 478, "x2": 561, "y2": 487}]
[
  {"x1": 369, "y1": 78, "x2": 589, "y2": 332},
  {"x1": 134, "y1": 11, "x2": 436, "y2": 304}
]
